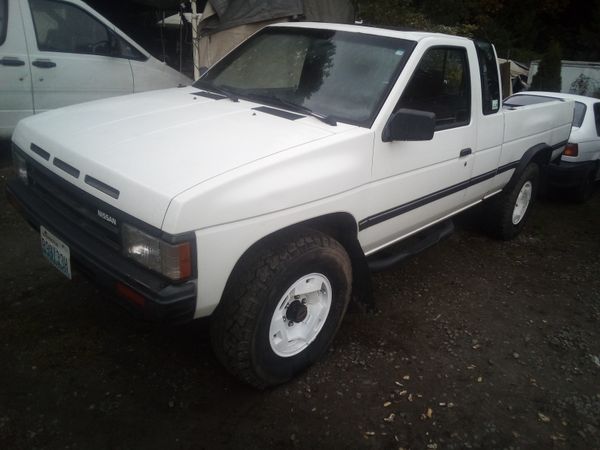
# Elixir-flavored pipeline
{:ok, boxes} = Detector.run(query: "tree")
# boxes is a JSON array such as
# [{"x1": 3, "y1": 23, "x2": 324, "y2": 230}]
[{"x1": 531, "y1": 41, "x2": 562, "y2": 92}]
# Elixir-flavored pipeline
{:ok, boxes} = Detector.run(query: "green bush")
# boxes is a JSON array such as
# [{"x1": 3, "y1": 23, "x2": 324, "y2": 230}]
[{"x1": 531, "y1": 41, "x2": 562, "y2": 92}]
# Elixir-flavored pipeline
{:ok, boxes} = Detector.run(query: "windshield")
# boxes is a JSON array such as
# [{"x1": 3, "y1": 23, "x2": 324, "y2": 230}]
[{"x1": 195, "y1": 27, "x2": 416, "y2": 127}]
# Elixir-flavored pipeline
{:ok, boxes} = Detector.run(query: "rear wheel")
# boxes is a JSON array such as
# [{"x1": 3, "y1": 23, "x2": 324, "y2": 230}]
[
  {"x1": 210, "y1": 230, "x2": 352, "y2": 388},
  {"x1": 485, "y1": 163, "x2": 539, "y2": 240},
  {"x1": 574, "y1": 170, "x2": 596, "y2": 203}
]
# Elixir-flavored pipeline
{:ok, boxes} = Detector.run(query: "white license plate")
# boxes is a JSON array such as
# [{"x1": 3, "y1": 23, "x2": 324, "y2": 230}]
[{"x1": 41, "y1": 226, "x2": 72, "y2": 279}]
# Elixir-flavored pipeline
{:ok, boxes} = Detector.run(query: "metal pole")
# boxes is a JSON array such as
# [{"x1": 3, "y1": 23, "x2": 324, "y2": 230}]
[{"x1": 191, "y1": 0, "x2": 199, "y2": 80}]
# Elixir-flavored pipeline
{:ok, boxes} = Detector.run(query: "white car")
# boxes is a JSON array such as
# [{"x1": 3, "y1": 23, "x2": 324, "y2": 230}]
[
  {"x1": 0, "y1": 0, "x2": 191, "y2": 139},
  {"x1": 506, "y1": 92, "x2": 600, "y2": 201},
  {"x1": 7, "y1": 23, "x2": 574, "y2": 387}
]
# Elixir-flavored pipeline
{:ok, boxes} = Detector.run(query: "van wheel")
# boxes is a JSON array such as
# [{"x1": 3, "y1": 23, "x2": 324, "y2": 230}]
[
  {"x1": 485, "y1": 163, "x2": 539, "y2": 240},
  {"x1": 210, "y1": 230, "x2": 352, "y2": 388}
]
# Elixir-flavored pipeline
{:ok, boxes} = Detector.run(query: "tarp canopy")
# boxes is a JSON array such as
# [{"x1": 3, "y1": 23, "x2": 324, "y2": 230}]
[
  {"x1": 132, "y1": 0, "x2": 198, "y2": 8},
  {"x1": 200, "y1": 0, "x2": 303, "y2": 32},
  {"x1": 497, "y1": 58, "x2": 529, "y2": 79},
  {"x1": 132, "y1": 0, "x2": 354, "y2": 32}
]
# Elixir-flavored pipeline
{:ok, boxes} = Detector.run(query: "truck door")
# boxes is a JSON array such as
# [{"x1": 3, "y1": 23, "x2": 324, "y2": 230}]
[
  {"x1": 363, "y1": 44, "x2": 478, "y2": 254},
  {"x1": 20, "y1": 0, "x2": 133, "y2": 113},
  {"x1": 0, "y1": 0, "x2": 33, "y2": 139}
]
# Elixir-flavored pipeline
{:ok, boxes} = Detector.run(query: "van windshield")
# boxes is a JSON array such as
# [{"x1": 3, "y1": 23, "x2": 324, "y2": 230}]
[{"x1": 195, "y1": 27, "x2": 416, "y2": 127}]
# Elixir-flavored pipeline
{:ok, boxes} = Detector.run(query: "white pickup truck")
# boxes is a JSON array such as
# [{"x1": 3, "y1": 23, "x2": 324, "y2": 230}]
[
  {"x1": 0, "y1": 0, "x2": 190, "y2": 139},
  {"x1": 7, "y1": 23, "x2": 573, "y2": 387}
]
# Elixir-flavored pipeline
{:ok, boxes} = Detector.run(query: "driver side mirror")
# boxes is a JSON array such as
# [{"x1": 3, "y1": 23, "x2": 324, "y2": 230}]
[{"x1": 382, "y1": 109, "x2": 436, "y2": 142}]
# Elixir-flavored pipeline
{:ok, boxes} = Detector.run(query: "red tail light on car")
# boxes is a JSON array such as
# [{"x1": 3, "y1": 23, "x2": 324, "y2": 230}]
[{"x1": 563, "y1": 143, "x2": 579, "y2": 157}]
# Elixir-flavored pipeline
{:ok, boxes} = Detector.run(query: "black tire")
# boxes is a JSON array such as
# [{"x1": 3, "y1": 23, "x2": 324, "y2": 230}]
[
  {"x1": 574, "y1": 171, "x2": 595, "y2": 203},
  {"x1": 210, "y1": 230, "x2": 352, "y2": 388},
  {"x1": 484, "y1": 163, "x2": 540, "y2": 240}
]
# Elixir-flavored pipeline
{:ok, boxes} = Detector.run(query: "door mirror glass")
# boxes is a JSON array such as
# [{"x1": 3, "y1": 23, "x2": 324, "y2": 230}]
[{"x1": 382, "y1": 108, "x2": 435, "y2": 142}]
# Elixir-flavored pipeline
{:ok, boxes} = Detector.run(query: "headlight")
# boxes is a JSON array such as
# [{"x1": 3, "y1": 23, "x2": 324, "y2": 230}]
[
  {"x1": 12, "y1": 147, "x2": 28, "y2": 185},
  {"x1": 122, "y1": 224, "x2": 192, "y2": 281}
]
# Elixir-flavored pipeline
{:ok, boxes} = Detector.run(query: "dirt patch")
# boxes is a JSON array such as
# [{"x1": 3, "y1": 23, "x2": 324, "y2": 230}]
[{"x1": 0, "y1": 156, "x2": 599, "y2": 449}]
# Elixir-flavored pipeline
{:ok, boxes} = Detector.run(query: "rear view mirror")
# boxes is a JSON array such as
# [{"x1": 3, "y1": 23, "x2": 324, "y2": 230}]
[{"x1": 382, "y1": 108, "x2": 436, "y2": 142}]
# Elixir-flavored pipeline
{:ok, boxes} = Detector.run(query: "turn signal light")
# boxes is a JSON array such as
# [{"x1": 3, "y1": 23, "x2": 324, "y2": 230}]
[
  {"x1": 116, "y1": 282, "x2": 146, "y2": 307},
  {"x1": 563, "y1": 143, "x2": 579, "y2": 157}
]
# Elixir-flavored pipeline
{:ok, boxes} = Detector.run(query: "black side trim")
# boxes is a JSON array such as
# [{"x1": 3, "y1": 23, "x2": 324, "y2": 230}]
[
  {"x1": 30, "y1": 143, "x2": 50, "y2": 160},
  {"x1": 498, "y1": 161, "x2": 519, "y2": 174},
  {"x1": 191, "y1": 91, "x2": 226, "y2": 100},
  {"x1": 359, "y1": 160, "x2": 521, "y2": 231},
  {"x1": 252, "y1": 106, "x2": 304, "y2": 121},
  {"x1": 85, "y1": 175, "x2": 120, "y2": 199},
  {"x1": 53, "y1": 158, "x2": 80, "y2": 178}
]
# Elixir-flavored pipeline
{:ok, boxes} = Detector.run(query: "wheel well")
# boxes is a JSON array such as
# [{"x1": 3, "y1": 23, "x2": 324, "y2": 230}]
[
  {"x1": 506, "y1": 144, "x2": 553, "y2": 193},
  {"x1": 531, "y1": 146, "x2": 553, "y2": 167},
  {"x1": 222, "y1": 213, "x2": 373, "y2": 310}
]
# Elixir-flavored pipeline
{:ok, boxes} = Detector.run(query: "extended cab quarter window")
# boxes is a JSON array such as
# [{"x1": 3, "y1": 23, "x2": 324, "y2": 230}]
[
  {"x1": 396, "y1": 47, "x2": 471, "y2": 130},
  {"x1": 475, "y1": 40, "x2": 501, "y2": 115},
  {"x1": 0, "y1": 0, "x2": 7, "y2": 45}
]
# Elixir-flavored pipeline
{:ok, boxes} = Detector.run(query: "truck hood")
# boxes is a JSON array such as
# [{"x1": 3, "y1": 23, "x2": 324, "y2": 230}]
[{"x1": 13, "y1": 87, "x2": 346, "y2": 228}]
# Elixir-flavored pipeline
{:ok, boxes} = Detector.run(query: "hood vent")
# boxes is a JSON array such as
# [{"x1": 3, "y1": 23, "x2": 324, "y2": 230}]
[
  {"x1": 84, "y1": 175, "x2": 120, "y2": 199},
  {"x1": 53, "y1": 158, "x2": 80, "y2": 178}
]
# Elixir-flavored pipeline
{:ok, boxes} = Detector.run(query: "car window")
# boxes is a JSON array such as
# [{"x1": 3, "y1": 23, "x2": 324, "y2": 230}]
[
  {"x1": 594, "y1": 103, "x2": 600, "y2": 136},
  {"x1": 572, "y1": 102, "x2": 587, "y2": 128},
  {"x1": 0, "y1": 0, "x2": 7, "y2": 46},
  {"x1": 503, "y1": 94, "x2": 559, "y2": 107},
  {"x1": 29, "y1": 0, "x2": 112, "y2": 56},
  {"x1": 396, "y1": 46, "x2": 471, "y2": 131}
]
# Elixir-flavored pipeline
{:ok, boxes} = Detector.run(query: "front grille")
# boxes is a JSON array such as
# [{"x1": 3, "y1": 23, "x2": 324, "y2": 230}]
[{"x1": 27, "y1": 160, "x2": 122, "y2": 251}]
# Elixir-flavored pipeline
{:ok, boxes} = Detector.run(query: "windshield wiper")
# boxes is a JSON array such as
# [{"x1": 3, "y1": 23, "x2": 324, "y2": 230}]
[
  {"x1": 244, "y1": 93, "x2": 337, "y2": 126},
  {"x1": 194, "y1": 80, "x2": 239, "y2": 102}
]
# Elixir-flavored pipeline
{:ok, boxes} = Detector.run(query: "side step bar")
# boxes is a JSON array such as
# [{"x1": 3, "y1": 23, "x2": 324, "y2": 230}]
[{"x1": 367, "y1": 219, "x2": 455, "y2": 272}]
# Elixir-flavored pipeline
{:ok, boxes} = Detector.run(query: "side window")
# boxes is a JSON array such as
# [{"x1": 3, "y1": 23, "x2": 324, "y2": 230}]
[
  {"x1": 29, "y1": 0, "x2": 112, "y2": 56},
  {"x1": 475, "y1": 40, "x2": 501, "y2": 115},
  {"x1": 396, "y1": 47, "x2": 471, "y2": 130},
  {"x1": 0, "y1": 0, "x2": 7, "y2": 46},
  {"x1": 595, "y1": 103, "x2": 600, "y2": 137},
  {"x1": 113, "y1": 33, "x2": 145, "y2": 60}
]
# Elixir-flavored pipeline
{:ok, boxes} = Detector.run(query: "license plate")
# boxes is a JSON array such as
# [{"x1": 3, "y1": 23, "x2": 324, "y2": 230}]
[{"x1": 41, "y1": 226, "x2": 72, "y2": 279}]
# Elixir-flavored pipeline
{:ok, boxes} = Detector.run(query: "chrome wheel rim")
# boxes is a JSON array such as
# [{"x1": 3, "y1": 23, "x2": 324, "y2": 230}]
[
  {"x1": 269, "y1": 273, "x2": 332, "y2": 358},
  {"x1": 512, "y1": 181, "x2": 533, "y2": 225}
]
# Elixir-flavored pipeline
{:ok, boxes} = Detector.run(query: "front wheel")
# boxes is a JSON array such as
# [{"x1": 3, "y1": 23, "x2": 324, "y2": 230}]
[
  {"x1": 484, "y1": 163, "x2": 540, "y2": 240},
  {"x1": 210, "y1": 230, "x2": 352, "y2": 388}
]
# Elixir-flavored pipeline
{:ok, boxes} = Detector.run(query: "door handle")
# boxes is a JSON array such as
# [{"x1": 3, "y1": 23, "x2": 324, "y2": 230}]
[
  {"x1": 32, "y1": 59, "x2": 56, "y2": 68},
  {"x1": 459, "y1": 148, "x2": 472, "y2": 158},
  {"x1": 0, "y1": 57, "x2": 25, "y2": 66}
]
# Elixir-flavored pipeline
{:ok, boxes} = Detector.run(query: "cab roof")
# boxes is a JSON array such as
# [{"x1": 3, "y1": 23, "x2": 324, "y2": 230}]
[{"x1": 270, "y1": 22, "x2": 473, "y2": 45}]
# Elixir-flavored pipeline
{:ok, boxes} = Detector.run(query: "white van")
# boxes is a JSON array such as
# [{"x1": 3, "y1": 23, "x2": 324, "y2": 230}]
[{"x1": 0, "y1": 0, "x2": 191, "y2": 139}]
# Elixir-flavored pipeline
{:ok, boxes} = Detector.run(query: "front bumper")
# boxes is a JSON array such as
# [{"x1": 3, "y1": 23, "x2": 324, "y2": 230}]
[
  {"x1": 547, "y1": 160, "x2": 596, "y2": 189},
  {"x1": 6, "y1": 178, "x2": 197, "y2": 323}
]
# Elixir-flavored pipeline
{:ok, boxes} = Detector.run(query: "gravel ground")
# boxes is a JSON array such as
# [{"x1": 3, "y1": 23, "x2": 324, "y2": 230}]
[{"x1": 1, "y1": 144, "x2": 599, "y2": 449}]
